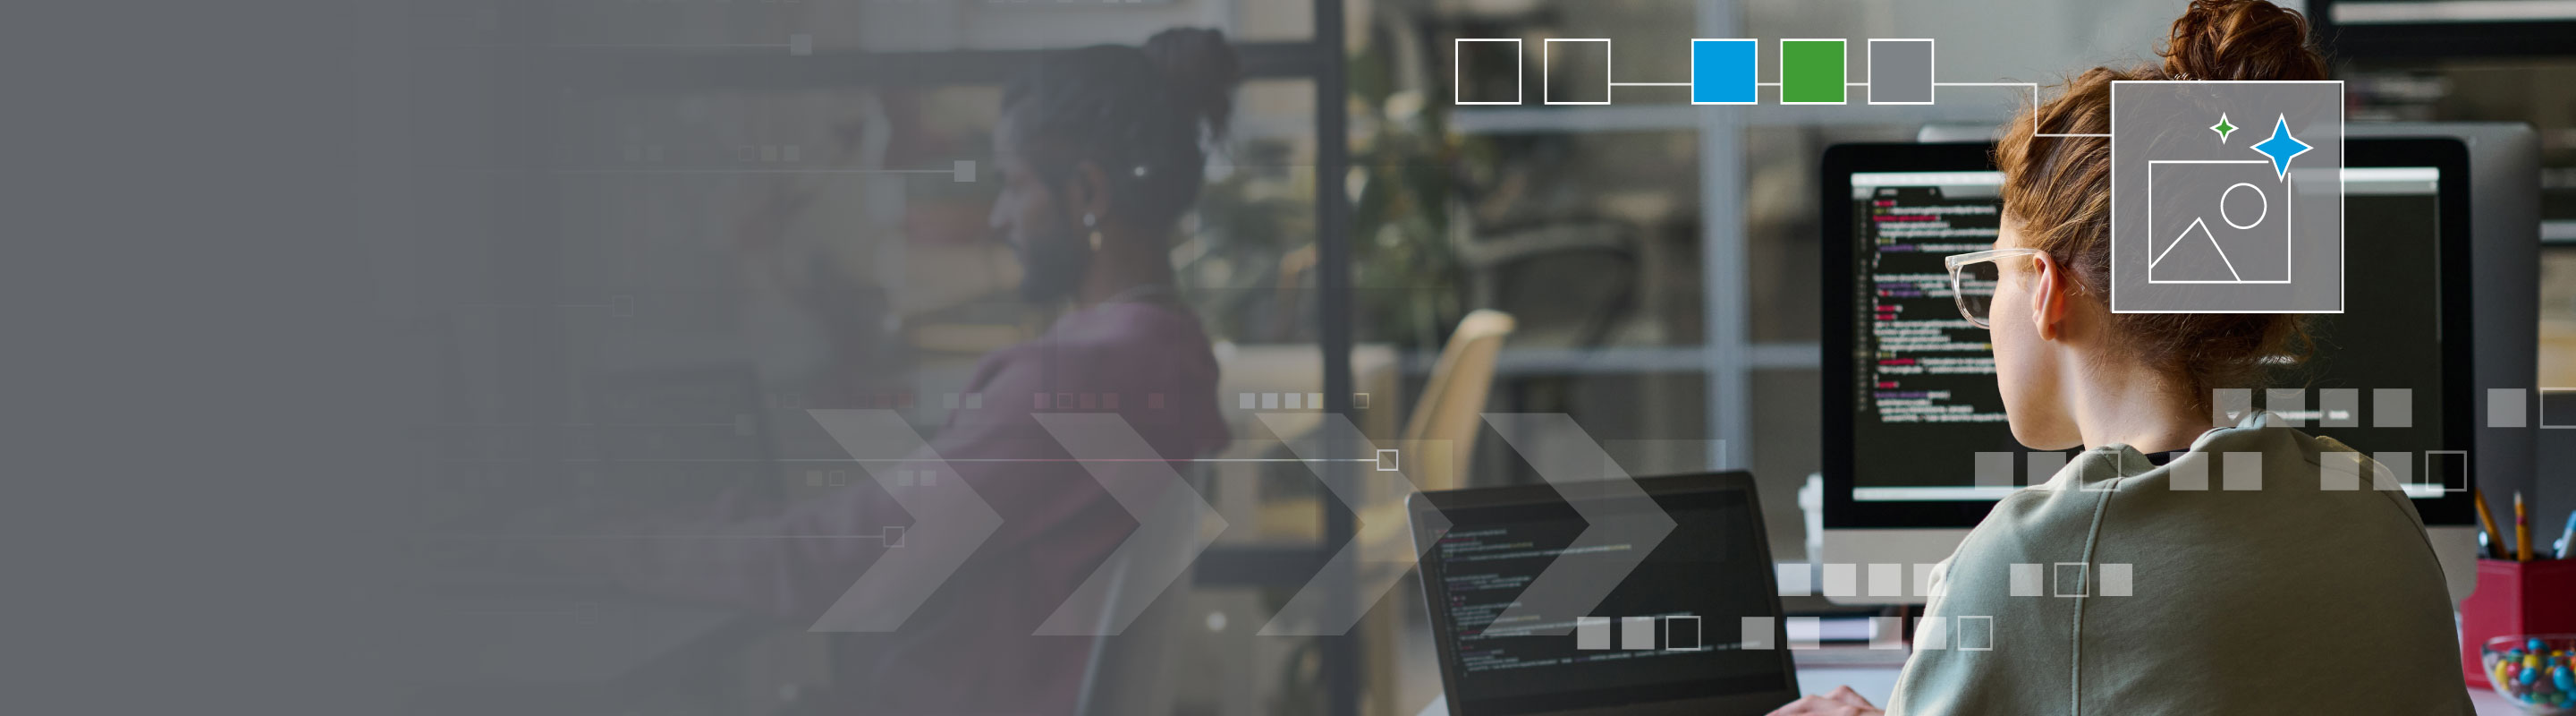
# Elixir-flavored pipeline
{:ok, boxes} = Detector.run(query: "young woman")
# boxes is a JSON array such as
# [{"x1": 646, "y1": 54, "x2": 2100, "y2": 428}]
[
  {"x1": 556, "y1": 28, "x2": 1240, "y2": 715},
  {"x1": 1775, "y1": 2, "x2": 2471, "y2": 713}
]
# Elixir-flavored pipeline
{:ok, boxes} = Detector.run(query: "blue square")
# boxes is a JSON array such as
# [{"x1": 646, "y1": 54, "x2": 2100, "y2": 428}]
[{"x1": 1692, "y1": 39, "x2": 1758, "y2": 105}]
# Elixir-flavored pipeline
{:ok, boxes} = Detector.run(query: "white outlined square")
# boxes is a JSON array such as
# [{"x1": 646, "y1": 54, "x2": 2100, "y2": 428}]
[
  {"x1": 881, "y1": 525, "x2": 906, "y2": 548},
  {"x1": 2426, "y1": 450, "x2": 2470, "y2": 493},
  {"x1": 1453, "y1": 38, "x2": 1523, "y2": 106},
  {"x1": 2053, "y1": 562, "x2": 2088, "y2": 597},
  {"x1": 1375, "y1": 448, "x2": 1400, "y2": 472},
  {"x1": 2543, "y1": 388, "x2": 2576, "y2": 429},
  {"x1": 1865, "y1": 38, "x2": 1935, "y2": 105},
  {"x1": 2145, "y1": 159, "x2": 2296, "y2": 285},
  {"x1": 1956, "y1": 616, "x2": 1996, "y2": 651},
  {"x1": 1778, "y1": 39, "x2": 1849, "y2": 105},
  {"x1": 1690, "y1": 38, "x2": 1759, "y2": 106},
  {"x1": 2109, "y1": 80, "x2": 2345, "y2": 314},
  {"x1": 1665, "y1": 616, "x2": 1703, "y2": 651},
  {"x1": 1541, "y1": 38, "x2": 1611, "y2": 106}
]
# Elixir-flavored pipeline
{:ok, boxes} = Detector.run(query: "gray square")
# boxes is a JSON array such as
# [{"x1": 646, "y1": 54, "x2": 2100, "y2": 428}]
[
  {"x1": 1868, "y1": 39, "x2": 1934, "y2": 105},
  {"x1": 2489, "y1": 388, "x2": 2527, "y2": 428},
  {"x1": 2110, "y1": 81, "x2": 2343, "y2": 313},
  {"x1": 2318, "y1": 388, "x2": 2359, "y2": 427},
  {"x1": 2374, "y1": 388, "x2": 2413, "y2": 428}
]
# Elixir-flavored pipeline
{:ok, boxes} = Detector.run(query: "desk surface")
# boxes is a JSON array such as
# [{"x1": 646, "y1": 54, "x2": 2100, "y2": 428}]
[{"x1": 1414, "y1": 662, "x2": 2526, "y2": 715}]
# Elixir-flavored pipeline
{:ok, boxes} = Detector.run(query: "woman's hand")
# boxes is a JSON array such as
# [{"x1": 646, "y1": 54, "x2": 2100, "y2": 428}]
[{"x1": 1767, "y1": 686, "x2": 1883, "y2": 716}]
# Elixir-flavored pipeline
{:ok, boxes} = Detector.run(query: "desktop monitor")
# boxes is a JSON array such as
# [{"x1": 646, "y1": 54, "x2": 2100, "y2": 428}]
[{"x1": 1816, "y1": 139, "x2": 2480, "y2": 604}]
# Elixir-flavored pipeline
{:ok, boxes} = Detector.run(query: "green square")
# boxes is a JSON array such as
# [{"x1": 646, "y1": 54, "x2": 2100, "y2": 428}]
[{"x1": 1782, "y1": 40, "x2": 1846, "y2": 104}]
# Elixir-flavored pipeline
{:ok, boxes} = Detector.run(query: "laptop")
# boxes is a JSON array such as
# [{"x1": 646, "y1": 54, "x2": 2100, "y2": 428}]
[{"x1": 1409, "y1": 472, "x2": 1800, "y2": 716}]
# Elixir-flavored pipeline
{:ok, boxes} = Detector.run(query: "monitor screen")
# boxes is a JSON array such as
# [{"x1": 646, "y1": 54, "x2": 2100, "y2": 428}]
[
  {"x1": 1838, "y1": 162, "x2": 2458, "y2": 502},
  {"x1": 1419, "y1": 482, "x2": 1792, "y2": 715}
]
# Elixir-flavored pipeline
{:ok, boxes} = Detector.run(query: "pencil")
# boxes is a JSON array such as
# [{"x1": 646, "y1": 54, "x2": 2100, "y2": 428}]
[
  {"x1": 2472, "y1": 488, "x2": 2507, "y2": 559},
  {"x1": 2514, "y1": 490, "x2": 2529, "y2": 562},
  {"x1": 2558, "y1": 510, "x2": 2575, "y2": 560}
]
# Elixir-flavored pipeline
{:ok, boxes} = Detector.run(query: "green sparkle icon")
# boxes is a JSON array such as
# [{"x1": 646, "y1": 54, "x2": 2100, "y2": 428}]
[{"x1": 2211, "y1": 113, "x2": 2236, "y2": 142}]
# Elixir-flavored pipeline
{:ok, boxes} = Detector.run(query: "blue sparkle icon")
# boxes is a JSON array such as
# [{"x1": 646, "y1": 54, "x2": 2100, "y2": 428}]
[{"x1": 2251, "y1": 114, "x2": 2310, "y2": 179}]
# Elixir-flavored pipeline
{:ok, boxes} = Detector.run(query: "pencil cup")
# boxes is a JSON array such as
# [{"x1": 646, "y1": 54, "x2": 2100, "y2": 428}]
[{"x1": 2462, "y1": 558, "x2": 2576, "y2": 688}]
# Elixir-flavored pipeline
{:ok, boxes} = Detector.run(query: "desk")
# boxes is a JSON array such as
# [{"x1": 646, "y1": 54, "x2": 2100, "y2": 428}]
[{"x1": 1412, "y1": 661, "x2": 2528, "y2": 715}]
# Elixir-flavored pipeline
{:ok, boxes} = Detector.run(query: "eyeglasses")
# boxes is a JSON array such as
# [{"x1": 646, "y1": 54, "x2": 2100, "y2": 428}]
[{"x1": 1943, "y1": 248, "x2": 2046, "y2": 328}]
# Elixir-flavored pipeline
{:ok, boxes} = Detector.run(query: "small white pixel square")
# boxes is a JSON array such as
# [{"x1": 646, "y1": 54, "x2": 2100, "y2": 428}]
[
  {"x1": 1622, "y1": 616, "x2": 1656, "y2": 650},
  {"x1": 2009, "y1": 563, "x2": 2043, "y2": 597},
  {"x1": 1821, "y1": 562, "x2": 1857, "y2": 597},
  {"x1": 1575, "y1": 616, "x2": 1611, "y2": 650},
  {"x1": 2100, "y1": 563, "x2": 2133, "y2": 597},
  {"x1": 1376, "y1": 448, "x2": 1400, "y2": 472},
  {"x1": 1775, "y1": 563, "x2": 1812, "y2": 596}
]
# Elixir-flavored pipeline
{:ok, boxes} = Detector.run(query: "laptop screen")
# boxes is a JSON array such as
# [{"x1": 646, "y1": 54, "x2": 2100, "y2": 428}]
[{"x1": 1419, "y1": 477, "x2": 1794, "y2": 715}]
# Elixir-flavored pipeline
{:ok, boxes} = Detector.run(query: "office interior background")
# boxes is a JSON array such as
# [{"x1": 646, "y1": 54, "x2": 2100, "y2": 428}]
[
  {"x1": 11, "y1": 0, "x2": 2570, "y2": 714},
  {"x1": 428, "y1": 0, "x2": 2569, "y2": 713}
]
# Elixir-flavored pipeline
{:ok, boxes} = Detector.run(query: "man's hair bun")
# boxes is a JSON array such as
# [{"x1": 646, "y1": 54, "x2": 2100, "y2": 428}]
[{"x1": 2159, "y1": 0, "x2": 2328, "y2": 81}]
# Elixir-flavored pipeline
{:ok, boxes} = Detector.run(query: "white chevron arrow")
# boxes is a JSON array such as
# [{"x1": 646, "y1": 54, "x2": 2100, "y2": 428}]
[
  {"x1": 1258, "y1": 413, "x2": 1451, "y2": 636},
  {"x1": 804, "y1": 409, "x2": 1003, "y2": 632},
  {"x1": 1030, "y1": 413, "x2": 1228, "y2": 636},
  {"x1": 1479, "y1": 413, "x2": 1675, "y2": 636}
]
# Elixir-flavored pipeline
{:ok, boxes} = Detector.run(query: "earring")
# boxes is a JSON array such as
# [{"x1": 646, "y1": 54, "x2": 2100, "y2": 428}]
[{"x1": 1083, "y1": 212, "x2": 1103, "y2": 251}]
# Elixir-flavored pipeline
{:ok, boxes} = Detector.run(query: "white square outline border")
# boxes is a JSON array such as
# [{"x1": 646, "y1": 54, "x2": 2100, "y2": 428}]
[
  {"x1": 1453, "y1": 38, "x2": 1523, "y2": 106},
  {"x1": 1956, "y1": 615, "x2": 1996, "y2": 651},
  {"x1": 1541, "y1": 38, "x2": 1612, "y2": 106},
  {"x1": 1778, "y1": 38, "x2": 1849, "y2": 105},
  {"x1": 2108, "y1": 80, "x2": 2346, "y2": 314},
  {"x1": 2542, "y1": 388, "x2": 2576, "y2": 429},
  {"x1": 2145, "y1": 159, "x2": 2296, "y2": 284},
  {"x1": 2425, "y1": 450, "x2": 2470, "y2": 493},
  {"x1": 1866, "y1": 38, "x2": 1936, "y2": 106},
  {"x1": 1665, "y1": 615, "x2": 1705, "y2": 652},
  {"x1": 2052, "y1": 562, "x2": 2089, "y2": 597},
  {"x1": 1690, "y1": 38, "x2": 1759, "y2": 106}
]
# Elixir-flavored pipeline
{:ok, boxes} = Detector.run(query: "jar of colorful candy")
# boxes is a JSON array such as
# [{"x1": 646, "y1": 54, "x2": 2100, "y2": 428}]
[{"x1": 2484, "y1": 635, "x2": 2576, "y2": 714}]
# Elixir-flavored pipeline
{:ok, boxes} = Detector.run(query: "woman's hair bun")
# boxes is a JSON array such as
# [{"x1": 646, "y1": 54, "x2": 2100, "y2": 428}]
[
  {"x1": 2159, "y1": 0, "x2": 2328, "y2": 81},
  {"x1": 1141, "y1": 27, "x2": 1241, "y2": 139}
]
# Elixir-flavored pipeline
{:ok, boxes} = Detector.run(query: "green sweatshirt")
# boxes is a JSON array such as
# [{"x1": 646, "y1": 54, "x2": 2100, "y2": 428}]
[{"x1": 1884, "y1": 413, "x2": 2474, "y2": 715}]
